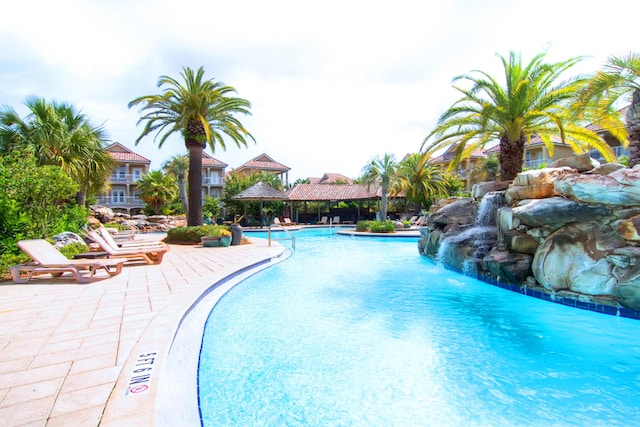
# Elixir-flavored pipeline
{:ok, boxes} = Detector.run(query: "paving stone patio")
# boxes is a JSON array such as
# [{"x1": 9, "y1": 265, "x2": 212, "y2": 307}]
[{"x1": 0, "y1": 235, "x2": 284, "y2": 426}]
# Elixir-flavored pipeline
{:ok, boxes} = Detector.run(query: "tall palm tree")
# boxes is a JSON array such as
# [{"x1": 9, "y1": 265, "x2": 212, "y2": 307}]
[
  {"x1": 361, "y1": 153, "x2": 398, "y2": 220},
  {"x1": 575, "y1": 52, "x2": 639, "y2": 167},
  {"x1": 135, "y1": 170, "x2": 176, "y2": 215},
  {"x1": 422, "y1": 51, "x2": 615, "y2": 181},
  {"x1": 129, "y1": 66, "x2": 255, "y2": 226},
  {"x1": 395, "y1": 153, "x2": 448, "y2": 213},
  {"x1": 0, "y1": 97, "x2": 114, "y2": 205},
  {"x1": 163, "y1": 154, "x2": 189, "y2": 216}
]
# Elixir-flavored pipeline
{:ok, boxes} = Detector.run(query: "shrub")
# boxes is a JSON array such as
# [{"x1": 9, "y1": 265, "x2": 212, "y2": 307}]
[
  {"x1": 368, "y1": 220, "x2": 396, "y2": 233},
  {"x1": 356, "y1": 220, "x2": 371, "y2": 232},
  {"x1": 356, "y1": 220, "x2": 396, "y2": 233},
  {"x1": 57, "y1": 242, "x2": 89, "y2": 259},
  {"x1": 0, "y1": 252, "x2": 29, "y2": 281},
  {"x1": 165, "y1": 225, "x2": 230, "y2": 243}
]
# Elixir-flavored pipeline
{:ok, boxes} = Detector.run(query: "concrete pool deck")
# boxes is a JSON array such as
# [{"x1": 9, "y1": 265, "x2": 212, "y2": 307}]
[{"x1": 0, "y1": 235, "x2": 285, "y2": 426}]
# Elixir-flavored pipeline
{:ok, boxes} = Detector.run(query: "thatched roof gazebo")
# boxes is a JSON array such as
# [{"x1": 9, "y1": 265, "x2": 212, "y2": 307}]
[{"x1": 232, "y1": 181, "x2": 289, "y2": 226}]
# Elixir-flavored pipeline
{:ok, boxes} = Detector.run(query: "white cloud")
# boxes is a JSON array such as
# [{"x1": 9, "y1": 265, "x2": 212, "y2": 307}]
[{"x1": 1, "y1": 0, "x2": 639, "y2": 181}]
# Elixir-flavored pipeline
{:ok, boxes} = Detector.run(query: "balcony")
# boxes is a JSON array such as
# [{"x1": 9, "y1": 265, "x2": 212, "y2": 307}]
[
  {"x1": 95, "y1": 195, "x2": 144, "y2": 207},
  {"x1": 524, "y1": 158, "x2": 548, "y2": 169},
  {"x1": 202, "y1": 176, "x2": 222, "y2": 186},
  {"x1": 109, "y1": 174, "x2": 143, "y2": 183},
  {"x1": 590, "y1": 146, "x2": 629, "y2": 162}
]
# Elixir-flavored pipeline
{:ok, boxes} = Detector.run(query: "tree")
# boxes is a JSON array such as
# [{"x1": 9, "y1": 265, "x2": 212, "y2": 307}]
[
  {"x1": 135, "y1": 170, "x2": 176, "y2": 215},
  {"x1": 575, "y1": 52, "x2": 639, "y2": 167},
  {"x1": 163, "y1": 154, "x2": 189, "y2": 216},
  {"x1": 361, "y1": 153, "x2": 398, "y2": 220},
  {"x1": 395, "y1": 153, "x2": 448, "y2": 213},
  {"x1": 0, "y1": 150, "x2": 86, "y2": 253},
  {"x1": 422, "y1": 51, "x2": 615, "y2": 180},
  {"x1": 0, "y1": 97, "x2": 115, "y2": 205},
  {"x1": 471, "y1": 154, "x2": 500, "y2": 181},
  {"x1": 129, "y1": 66, "x2": 254, "y2": 226}
]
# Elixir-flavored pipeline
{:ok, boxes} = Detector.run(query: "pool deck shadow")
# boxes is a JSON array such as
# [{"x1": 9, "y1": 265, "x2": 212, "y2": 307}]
[{"x1": 0, "y1": 236, "x2": 284, "y2": 427}]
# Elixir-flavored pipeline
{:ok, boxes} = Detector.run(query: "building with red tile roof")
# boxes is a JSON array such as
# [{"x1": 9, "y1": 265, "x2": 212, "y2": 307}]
[{"x1": 229, "y1": 153, "x2": 290, "y2": 186}]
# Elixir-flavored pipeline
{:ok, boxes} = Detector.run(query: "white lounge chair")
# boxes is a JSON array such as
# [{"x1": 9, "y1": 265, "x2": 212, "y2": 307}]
[
  {"x1": 88, "y1": 231, "x2": 168, "y2": 265},
  {"x1": 332, "y1": 216, "x2": 341, "y2": 224},
  {"x1": 11, "y1": 239, "x2": 127, "y2": 284},
  {"x1": 317, "y1": 216, "x2": 328, "y2": 225}
]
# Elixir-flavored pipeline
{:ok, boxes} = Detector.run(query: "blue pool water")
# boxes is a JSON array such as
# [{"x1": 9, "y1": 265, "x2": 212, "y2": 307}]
[{"x1": 198, "y1": 228, "x2": 640, "y2": 426}]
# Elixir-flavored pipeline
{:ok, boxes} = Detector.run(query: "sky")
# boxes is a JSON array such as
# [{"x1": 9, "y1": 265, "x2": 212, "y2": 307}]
[{"x1": 1, "y1": 0, "x2": 638, "y2": 182}]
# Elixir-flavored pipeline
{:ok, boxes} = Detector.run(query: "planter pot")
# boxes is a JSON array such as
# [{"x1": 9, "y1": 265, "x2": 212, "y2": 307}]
[
  {"x1": 220, "y1": 235, "x2": 232, "y2": 247},
  {"x1": 230, "y1": 224, "x2": 243, "y2": 246}
]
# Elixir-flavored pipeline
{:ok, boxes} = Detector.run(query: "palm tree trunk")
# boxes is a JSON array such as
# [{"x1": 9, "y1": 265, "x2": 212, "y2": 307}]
[
  {"x1": 381, "y1": 188, "x2": 389, "y2": 220},
  {"x1": 178, "y1": 178, "x2": 188, "y2": 217},
  {"x1": 499, "y1": 136, "x2": 526, "y2": 181},
  {"x1": 627, "y1": 90, "x2": 640, "y2": 168},
  {"x1": 187, "y1": 142, "x2": 203, "y2": 226}
]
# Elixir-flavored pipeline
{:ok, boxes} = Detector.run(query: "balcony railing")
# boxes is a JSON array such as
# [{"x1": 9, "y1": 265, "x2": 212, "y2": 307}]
[
  {"x1": 109, "y1": 174, "x2": 143, "y2": 183},
  {"x1": 95, "y1": 196, "x2": 144, "y2": 206},
  {"x1": 524, "y1": 158, "x2": 548, "y2": 169},
  {"x1": 590, "y1": 146, "x2": 629, "y2": 161},
  {"x1": 202, "y1": 176, "x2": 222, "y2": 185}
]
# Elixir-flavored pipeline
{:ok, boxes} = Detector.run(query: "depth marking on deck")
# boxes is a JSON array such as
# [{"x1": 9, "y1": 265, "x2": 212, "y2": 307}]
[{"x1": 125, "y1": 351, "x2": 158, "y2": 396}]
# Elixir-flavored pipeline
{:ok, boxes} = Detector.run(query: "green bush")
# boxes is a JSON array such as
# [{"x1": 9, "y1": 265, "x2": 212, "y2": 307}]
[
  {"x1": 356, "y1": 220, "x2": 396, "y2": 233},
  {"x1": 356, "y1": 220, "x2": 372, "y2": 232},
  {"x1": 57, "y1": 242, "x2": 89, "y2": 259},
  {"x1": 369, "y1": 220, "x2": 396, "y2": 233},
  {"x1": 165, "y1": 225, "x2": 230, "y2": 243},
  {"x1": 0, "y1": 252, "x2": 29, "y2": 281}
]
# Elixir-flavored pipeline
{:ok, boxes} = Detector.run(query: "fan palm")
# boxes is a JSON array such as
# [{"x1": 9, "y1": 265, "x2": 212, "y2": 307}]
[
  {"x1": 395, "y1": 153, "x2": 448, "y2": 213},
  {"x1": 163, "y1": 154, "x2": 190, "y2": 216},
  {"x1": 361, "y1": 153, "x2": 398, "y2": 220},
  {"x1": 575, "y1": 52, "x2": 639, "y2": 166},
  {"x1": 422, "y1": 51, "x2": 615, "y2": 180},
  {"x1": 0, "y1": 97, "x2": 114, "y2": 205},
  {"x1": 129, "y1": 66, "x2": 254, "y2": 226},
  {"x1": 135, "y1": 170, "x2": 176, "y2": 215}
]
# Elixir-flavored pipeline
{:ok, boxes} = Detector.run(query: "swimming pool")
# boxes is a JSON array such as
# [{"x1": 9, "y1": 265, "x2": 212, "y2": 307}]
[{"x1": 198, "y1": 228, "x2": 640, "y2": 426}]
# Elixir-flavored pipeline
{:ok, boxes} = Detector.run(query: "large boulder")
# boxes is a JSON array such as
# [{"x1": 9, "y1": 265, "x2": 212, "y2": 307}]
[
  {"x1": 472, "y1": 181, "x2": 511, "y2": 200},
  {"x1": 548, "y1": 153, "x2": 599, "y2": 172},
  {"x1": 512, "y1": 197, "x2": 612, "y2": 229},
  {"x1": 483, "y1": 247, "x2": 533, "y2": 284},
  {"x1": 506, "y1": 167, "x2": 576, "y2": 201},
  {"x1": 428, "y1": 198, "x2": 476, "y2": 229},
  {"x1": 554, "y1": 165, "x2": 640, "y2": 206},
  {"x1": 532, "y1": 222, "x2": 625, "y2": 295}
]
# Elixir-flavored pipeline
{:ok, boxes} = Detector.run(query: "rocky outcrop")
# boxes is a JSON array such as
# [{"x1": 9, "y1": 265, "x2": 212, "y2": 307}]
[
  {"x1": 417, "y1": 156, "x2": 640, "y2": 312},
  {"x1": 531, "y1": 222, "x2": 624, "y2": 295}
]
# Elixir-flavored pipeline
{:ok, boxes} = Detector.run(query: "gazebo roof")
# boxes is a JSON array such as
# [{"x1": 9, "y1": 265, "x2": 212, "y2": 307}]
[
  {"x1": 232, "y1": 181, "x2": 288, "y2": 201},
  {"x1": 285, "y1": 184, "x2": 377, "y2": 201}
]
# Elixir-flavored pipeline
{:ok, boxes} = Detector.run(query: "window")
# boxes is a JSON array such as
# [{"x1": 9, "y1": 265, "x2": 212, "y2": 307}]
[
  {"x1": 111, "y1": 189, "x2": 125, "y2": 204},
  {"x1": 133, "y1": 169, "x2": 142, "y2": 181}
]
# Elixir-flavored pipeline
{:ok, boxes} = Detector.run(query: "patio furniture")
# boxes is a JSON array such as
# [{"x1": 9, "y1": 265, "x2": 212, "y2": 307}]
[
  {"x1": 88, "y1": 231, "x2": 168, "y2": 265},
  {"x1": 11, "y1": 239, "x2": 127, "y2": 284}
]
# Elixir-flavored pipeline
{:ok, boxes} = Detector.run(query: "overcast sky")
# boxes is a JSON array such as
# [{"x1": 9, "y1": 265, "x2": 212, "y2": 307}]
[{"x1": 1, "y1": 0, "x2": 638, "y2": 181}]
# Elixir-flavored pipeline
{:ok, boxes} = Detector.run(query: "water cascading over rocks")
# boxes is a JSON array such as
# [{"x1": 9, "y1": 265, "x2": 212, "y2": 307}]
[{"x1": 418, "y1": 153, "x2": 640, "y2": 312}]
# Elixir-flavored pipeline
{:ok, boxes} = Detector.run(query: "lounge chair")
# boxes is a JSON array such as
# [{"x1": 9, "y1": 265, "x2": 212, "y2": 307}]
[
  {"x1": 332, "y1": 216, "x2": 341, "y2": 224},
  {"x1": 283, "y1": 218, "x2": 296, "y2": 226},
  {"x1": 88, "y1": 231, "x2": 168, "y2": 265},
  {"x1": 272, "y1": 217, "x2": 282, "y2": 226},
  {"x1": 98, "y1": 226, "x2": 167, "y2": 249},
  {"x1": 317, "y1": 216, "x2": 328, "y2": 225},
  {"x1": 11, "y1": 239, "x2": 127, "y2": 284}
]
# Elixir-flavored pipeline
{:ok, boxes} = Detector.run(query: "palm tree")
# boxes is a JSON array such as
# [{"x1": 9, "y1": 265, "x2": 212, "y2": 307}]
[
  {"x1": 395, "y1": 153, "x2": 448, "y2": 213},
  {"x1": 575, "y1": 52, "x2": 639, "y2": 167},
  {"x1": 0, "y1": 97, "x2": 114, "y2": 205},
  {"x1": 163, "y1": 154, "x2": 189, "y2": 216},
  {"x1": 135, "y1": 170, "x2": 176, "y2": 215},
  {"x1": 129, "y1": 66, "x2": 254, "y2": 226},
  {"x1": 361, "y1": 153, "x2": 398, "y2": 220},
  {"x1": 422, "y1": 51, "x2": 615, "y2": 181}
]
